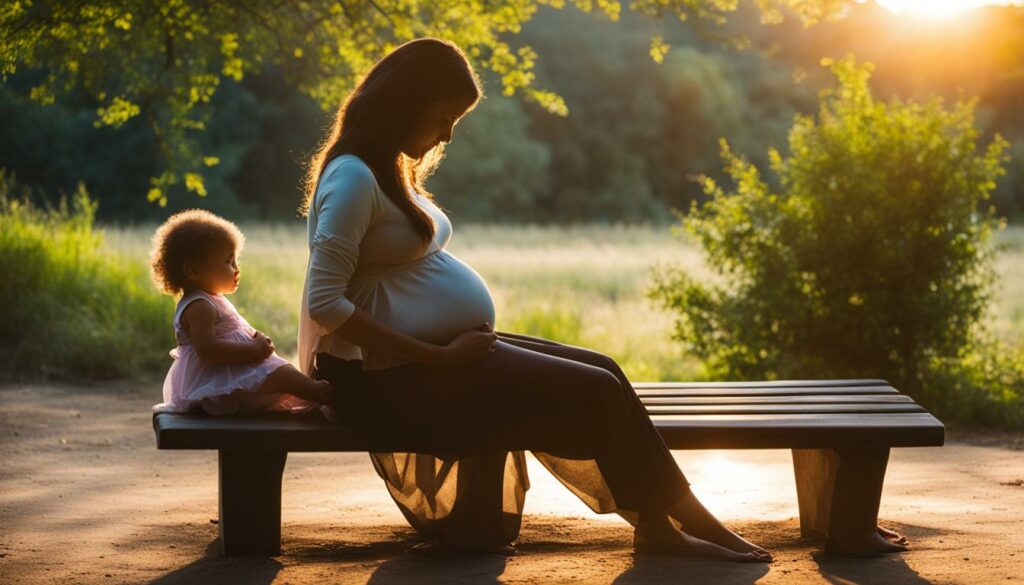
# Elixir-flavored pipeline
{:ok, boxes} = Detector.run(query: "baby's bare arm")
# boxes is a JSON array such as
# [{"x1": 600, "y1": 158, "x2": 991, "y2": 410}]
[{"x1": 183, "y1": 300, "x2": 271, "y2": 363}]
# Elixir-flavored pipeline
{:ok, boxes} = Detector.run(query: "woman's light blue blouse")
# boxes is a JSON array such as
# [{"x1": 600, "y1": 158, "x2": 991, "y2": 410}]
[{"x1": 297, "y1": 154, "x2": 496, "y2": 373}]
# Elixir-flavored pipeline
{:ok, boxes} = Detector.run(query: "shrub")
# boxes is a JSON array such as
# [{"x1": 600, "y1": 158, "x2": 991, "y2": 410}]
[
  {"x1": 921, "y1": 338, "x2": 1024, "y2": 428},
  {"x1": 648, "y1": 55, "x2": 1018, "y2": 424},
  {"x1": 0, "y1": 172, "x2": 173, "y2": 380}
]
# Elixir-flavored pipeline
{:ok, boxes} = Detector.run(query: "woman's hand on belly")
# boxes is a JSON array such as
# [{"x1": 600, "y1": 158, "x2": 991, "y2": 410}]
[{"x1": 434, "y1": 322, "x2": 497, "y2": 367}]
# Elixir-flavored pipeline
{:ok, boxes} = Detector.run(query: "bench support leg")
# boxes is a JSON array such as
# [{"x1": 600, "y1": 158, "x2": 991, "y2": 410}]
[
  {"x1": 791, "y1": 448, "x2": 889, "y2": 542},
  {"x1": 218, "y1": 449, "x2": 287, "y2": 556}
]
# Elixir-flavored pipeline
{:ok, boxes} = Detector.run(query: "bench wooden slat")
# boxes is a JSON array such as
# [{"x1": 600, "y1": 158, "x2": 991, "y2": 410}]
[
  {"x1": 650, "y1": 412, "x2": 944, "y2": 449},
  {"x1": 639, "y1": 394, "x2": 916, "y2": 405},
  {"x1": 633, "y1": 379, "x2": 888, "y2": 389},
  {"x1": 649, "y1": 412, "x2": 942, "y2": 424},
  {"x1": 155, "y1": 412, "x2": 369, "y2": 452},
  {"x1": 154, "y1": 406, "x2": 944, "y2": 452},
  {"x1": 644, "y1": 403, "x2": 927, "y2": 415},
  {"x1": 634, "y1": 385, "x2": 898, "y2": 397}
]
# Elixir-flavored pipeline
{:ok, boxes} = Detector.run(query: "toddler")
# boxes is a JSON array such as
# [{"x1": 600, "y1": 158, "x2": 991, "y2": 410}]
[{"x1": 149, "y1": 209, "x2": 332, "y2": 415}]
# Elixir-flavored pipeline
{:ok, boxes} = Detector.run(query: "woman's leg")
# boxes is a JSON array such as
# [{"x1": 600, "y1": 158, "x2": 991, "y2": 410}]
[
  {"x1": 324, "y1": 342, "x2": 666, "y2": 497},
  {"x1": 319, "y1": 341, "x2": 761, "y2": 561},
  {"x1": 500, "y1": 333, "x2": 913, "y2": 554},
  {"x1": 494, "y1": 331, "x2": 772, "y2": 560},
  {"x1": 494, "y1": 332, "x2": 691, "y2": 508}
]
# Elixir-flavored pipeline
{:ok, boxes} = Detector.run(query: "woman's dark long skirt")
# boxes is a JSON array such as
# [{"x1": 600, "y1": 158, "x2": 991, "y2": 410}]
[{"x1": 314, "y1": 331, "x2": 692, "y2": 547}]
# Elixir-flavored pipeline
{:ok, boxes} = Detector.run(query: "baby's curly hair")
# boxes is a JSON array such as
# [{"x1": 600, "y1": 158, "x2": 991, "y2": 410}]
[{"x1": 149, "y1": 209, "x2": 245, "y2": 296}]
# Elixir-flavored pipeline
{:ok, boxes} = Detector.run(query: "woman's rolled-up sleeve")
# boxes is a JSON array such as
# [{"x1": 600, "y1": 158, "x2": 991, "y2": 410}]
[{"x1": 306, "y1": 160, "x2": 377, "y2": 333}]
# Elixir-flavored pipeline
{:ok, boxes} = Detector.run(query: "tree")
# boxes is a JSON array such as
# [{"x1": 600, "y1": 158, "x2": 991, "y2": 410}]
[
  {"x1": 648, "y1": 55, "x2": 1010, "y2": 396},
  {"x1": 1, "y1": 0, "x2": 842, "y2": 206}
]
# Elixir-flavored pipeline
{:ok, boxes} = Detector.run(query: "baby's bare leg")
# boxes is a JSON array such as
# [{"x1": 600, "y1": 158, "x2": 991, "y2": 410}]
[{"x1": 253, "y1": 364, "x2": 333, "y2": 403}]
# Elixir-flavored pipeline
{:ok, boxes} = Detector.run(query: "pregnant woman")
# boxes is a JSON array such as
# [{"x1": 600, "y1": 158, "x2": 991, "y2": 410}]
[{"x1": 297, "y1": 37, "x2": 772, "y2": 562}]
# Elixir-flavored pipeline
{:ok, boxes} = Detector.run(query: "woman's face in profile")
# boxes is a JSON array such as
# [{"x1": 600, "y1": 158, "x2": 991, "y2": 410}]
[{"x1": 402, "y1": 96, "x2": 473, "y2": 159}]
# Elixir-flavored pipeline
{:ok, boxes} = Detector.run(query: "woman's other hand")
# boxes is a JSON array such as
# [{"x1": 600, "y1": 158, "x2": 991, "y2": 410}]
[{"x1": 438, "y1": 321, "x2": 497, "y2": 366}]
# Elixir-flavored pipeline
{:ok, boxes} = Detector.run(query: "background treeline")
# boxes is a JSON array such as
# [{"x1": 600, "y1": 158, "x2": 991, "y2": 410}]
[{"x1": 1, "y1": 2, "x2": 1021, "y2": 223}]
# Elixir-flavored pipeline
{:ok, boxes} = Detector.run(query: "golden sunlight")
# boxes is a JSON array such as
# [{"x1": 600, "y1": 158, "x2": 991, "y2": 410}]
[
  {"x1": 873, "y1": 0, "x2": 1024, "y2": 19},
  {"x1": 523, "y1": 450, "x2": 800, "y2": 522}
]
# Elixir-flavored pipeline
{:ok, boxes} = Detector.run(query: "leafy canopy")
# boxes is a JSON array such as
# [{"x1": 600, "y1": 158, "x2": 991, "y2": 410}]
[
  {"x1": 1, "y1": 0, "x2": 841, "y2": 205},
  {"x1": 648, "y1": 55, "x2": 1010, "y2": 393}
]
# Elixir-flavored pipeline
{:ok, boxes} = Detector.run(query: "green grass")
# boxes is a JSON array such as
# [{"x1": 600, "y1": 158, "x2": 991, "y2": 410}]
[
  {"x1": 993, "y1": 225, "x2": 1024, "y2": 345},
  {"x1": 99, "y1": 221, "x2": 1024, "y2": 385},
  {"x1": 0, "y1": 187, "x2": 174, "y2": 380},
  {"x1": 5, "y1": 181, "x2": 1022, "y2": 425},
  {"x1": 103, "y1": 221, "x2": 712, "y2": 382}
]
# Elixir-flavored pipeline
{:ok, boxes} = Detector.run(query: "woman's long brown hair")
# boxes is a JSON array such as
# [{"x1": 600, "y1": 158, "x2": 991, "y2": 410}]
[{"x1": 300, "y1": 38, "x2": 483, "y2": 247}]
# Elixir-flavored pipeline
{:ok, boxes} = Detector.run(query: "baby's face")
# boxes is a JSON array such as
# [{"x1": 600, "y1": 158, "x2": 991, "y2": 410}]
[{"x1": 194, "y1": 242, "x2": 240, "y2": 295}]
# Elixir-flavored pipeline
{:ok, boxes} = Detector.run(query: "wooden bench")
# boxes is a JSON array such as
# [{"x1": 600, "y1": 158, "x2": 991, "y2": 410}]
[{"x1": 152, "y1": 378, "x2": 944, "y2": 556}]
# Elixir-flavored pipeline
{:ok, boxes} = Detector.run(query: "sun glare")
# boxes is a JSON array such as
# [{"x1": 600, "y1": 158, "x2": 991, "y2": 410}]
[{"x1": 874, "y1": 0, "x2": 1024, "y2": 19}]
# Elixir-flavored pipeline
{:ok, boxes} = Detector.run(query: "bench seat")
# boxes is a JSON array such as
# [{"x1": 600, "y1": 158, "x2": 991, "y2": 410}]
[{"x1": 153, "y1": 378, "x2": 944, "y2": 555}]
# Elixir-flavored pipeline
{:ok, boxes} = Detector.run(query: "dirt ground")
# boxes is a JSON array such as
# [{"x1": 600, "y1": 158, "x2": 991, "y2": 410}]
[{"x1": 1, "y1": 381, "x2": 1023, "y2": 585}]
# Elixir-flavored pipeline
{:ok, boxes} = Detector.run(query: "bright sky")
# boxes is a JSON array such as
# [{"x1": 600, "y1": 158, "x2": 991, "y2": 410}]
[{"x1": 873, "y1": 0, "x2": 1024, "y2": 18}]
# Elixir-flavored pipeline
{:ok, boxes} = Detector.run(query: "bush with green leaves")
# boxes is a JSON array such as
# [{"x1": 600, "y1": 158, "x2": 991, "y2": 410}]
[
  {"x1": 0, "y1": 172, "x2": 173, "y2": 380},
  {"x1": 921, "y1": 338, "x2": 1024, "y2": 429},
  {"x1": 648, "y1": 55, "x2": 1021, "y2": 426}
]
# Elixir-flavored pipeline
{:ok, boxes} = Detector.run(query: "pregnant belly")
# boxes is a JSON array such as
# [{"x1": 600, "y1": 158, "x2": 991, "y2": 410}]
[{"x1": 383, "y1": 250, "x2": 496, "y2": 345}]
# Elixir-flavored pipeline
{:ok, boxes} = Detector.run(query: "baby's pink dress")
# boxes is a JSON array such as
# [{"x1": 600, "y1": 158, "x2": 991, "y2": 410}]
[{"x1": 152, "y1": 289, "x2": 314, "y2": 415}]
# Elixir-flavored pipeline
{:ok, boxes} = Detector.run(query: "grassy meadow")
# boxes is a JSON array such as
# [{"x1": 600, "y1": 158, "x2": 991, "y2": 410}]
[{"x1": 101, "y1": 222, "x2": 1024, "y2": 384}]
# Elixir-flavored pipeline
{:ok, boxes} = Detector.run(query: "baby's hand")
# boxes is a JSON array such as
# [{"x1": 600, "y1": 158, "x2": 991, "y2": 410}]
[{"x1": 251, "y1": 330, "x2": 275, "y2": 360}]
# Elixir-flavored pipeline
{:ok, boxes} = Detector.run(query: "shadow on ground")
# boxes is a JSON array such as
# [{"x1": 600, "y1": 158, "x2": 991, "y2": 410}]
[
  {"x1": 809, "y1": 522, "x2": 948, "y2": 585},
  {"x1": 142, "y1": 519, "x2": 950, "y2": 585},
  {"x1": 149, "y1": 539, "x2": 283, "y2": 585}
]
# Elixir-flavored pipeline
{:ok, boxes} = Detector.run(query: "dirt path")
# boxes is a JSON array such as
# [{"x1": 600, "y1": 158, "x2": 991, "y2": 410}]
[{"x1": 2, "y1": 381, "x2": 1023, "y2": 584}]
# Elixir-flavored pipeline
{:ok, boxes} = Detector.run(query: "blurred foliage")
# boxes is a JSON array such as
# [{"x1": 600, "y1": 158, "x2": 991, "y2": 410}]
[
  {"x1": 0, "y1": 72, "x2": 263, "y2": 220},
  {"x1": 505, "y1": 303, "x2": 586, "y2": 347},
  {"x1": 649, "y1": 55, "x2": 1023, "y2": 427},
  {"x1": 509, "y1": 5, "x2": 818, "y2": 222},
  {"x1": 2, "y1": 2, "x2": 1022, "y2": 222},
  {"x1": 426, "y1": 94, "x2": 553, "y2": 221},
  {"x1": 0, "y1": 171, "x2": 173, "y2": 380},
  {"x1": 922, "y1": 337, "x2": 1024, "y2": 429},
  {"x1": 0, "y1": 0, "x2": 841, "y2": 208}
]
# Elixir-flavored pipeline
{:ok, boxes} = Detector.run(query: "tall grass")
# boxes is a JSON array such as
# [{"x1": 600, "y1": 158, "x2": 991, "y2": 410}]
[
  {"x1": 6, "y1": 175, "x2": 1023, "y2": 411},
  {"x1": 101, "y1": 220, "x2": 1024, "y2": 388},
  {"x1": 0, "y1": 175, "x2": 173, "y2": 380},
  {"x1": 455, "y1": 224, "x2": 714, "y2": 381},
  {"x1": 993, "y1": 226, "x2": 1024, "y2": 345},
  {"x1": 103, "y1": 221, "x2": 711, "y2": 382}
]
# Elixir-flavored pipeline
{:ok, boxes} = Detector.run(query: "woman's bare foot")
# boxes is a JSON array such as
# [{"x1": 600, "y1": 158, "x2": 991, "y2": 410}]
[
  {"x1": 825, "y1": 531, "x2": 909, "y2": 557},
  {"x1": 683, "y1": 523, "x2": 774, "y2": 561},
  {"x1": 668, "y1": 492, "x2": 774, "y2": 561},
  {"x1": 878, "y1": 525, "x2": 909, "y2": 544},
  {"x1": 634, "y1": 521, "x2": 769, "y2": 563}
]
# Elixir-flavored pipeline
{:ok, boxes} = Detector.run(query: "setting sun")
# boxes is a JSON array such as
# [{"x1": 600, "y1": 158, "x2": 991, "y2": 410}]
[{"x1": 874, "y1": 0, "x2": 1024, "y2": 19}]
